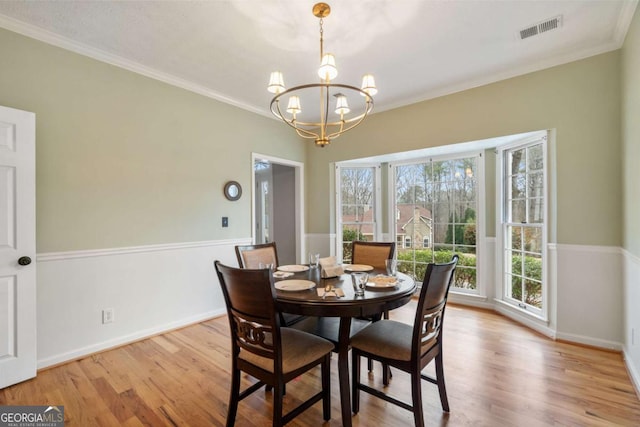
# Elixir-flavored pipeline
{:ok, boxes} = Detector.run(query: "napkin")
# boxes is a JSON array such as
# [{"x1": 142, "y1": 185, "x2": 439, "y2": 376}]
[
  {"x1": 273, "y1": 271, "x2": 294, "y2": 279},
  {"x1": 316, "y1": 287, "x2": 345, "y2": 297},
  {"x1": 319, "y1": 256, "x2": 344, "y2": 278}
]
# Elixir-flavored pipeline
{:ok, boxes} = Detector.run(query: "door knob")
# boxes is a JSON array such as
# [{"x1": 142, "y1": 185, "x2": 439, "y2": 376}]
[{"x1": 18, "y1": 256, "x2": 32, "y2": 266}]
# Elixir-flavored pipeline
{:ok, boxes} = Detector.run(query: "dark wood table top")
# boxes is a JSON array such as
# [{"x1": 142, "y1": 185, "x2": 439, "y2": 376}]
[{"x1": 275, "y1": 267, "x2": 416, "y2": 318}]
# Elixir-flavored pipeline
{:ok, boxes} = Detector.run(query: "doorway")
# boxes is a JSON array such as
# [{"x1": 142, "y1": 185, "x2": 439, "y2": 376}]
[{"x1": 252, "y1": 154, "x2": 304, "y2": 265}]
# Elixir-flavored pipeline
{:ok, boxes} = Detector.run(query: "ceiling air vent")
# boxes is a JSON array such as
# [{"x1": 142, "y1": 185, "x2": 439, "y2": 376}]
[{"x1": 519, "y1": 15, "x2": 562, "y2": 40}]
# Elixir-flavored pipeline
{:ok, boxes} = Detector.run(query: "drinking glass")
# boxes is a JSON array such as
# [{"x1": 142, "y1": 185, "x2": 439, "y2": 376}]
[
  {"x1": 308, "y1": 253, "x2": 320, "y2": 268},
  {"x1": 385, "y1": 259, "x2": 398, "y2": 277},
  {"x1": 351, "y1": 272, "x2": 369, "y2": 297},
  {"x1": 258, "y1": 262, "x2": 274, "y2": 271}
]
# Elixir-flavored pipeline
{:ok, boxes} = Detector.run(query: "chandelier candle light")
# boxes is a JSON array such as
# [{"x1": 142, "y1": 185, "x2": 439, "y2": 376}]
[{"x1": 267, "y1": 2, "x2": 376, "y2": 147}]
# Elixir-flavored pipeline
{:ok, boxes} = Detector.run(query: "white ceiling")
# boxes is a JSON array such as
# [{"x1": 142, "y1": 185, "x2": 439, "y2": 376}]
[{"x1": 0, "y1": 0, "x2": 637, "y2": 120}]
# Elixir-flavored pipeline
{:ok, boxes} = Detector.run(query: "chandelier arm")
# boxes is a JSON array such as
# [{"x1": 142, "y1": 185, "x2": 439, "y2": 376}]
[
  {"x1": 270, "y1": 99, "x2": 321, "y2": 140},
  {"x1": 326, "y1": 100, "x2": 372, "y2": 140},
  {"x1": 269, "y1": 83, "x2": 374, "y2": 144}
]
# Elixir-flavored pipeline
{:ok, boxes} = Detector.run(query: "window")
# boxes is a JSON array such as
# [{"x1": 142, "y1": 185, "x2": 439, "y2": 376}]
[
  {"x1": 336, "y1": 165, "x2": 380, "y2": 263},
  {"x1": 393, "y1": 154, "x2": 480, "y2": 293},
  {"x1": 500, "y1": 136, "x2": 546, "y2": 317}
]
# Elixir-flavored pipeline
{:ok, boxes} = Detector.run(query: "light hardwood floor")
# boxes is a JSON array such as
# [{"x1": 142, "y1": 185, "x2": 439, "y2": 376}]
[{"x1": 2, "y1": 301, "x2": 640, "y2": 426}]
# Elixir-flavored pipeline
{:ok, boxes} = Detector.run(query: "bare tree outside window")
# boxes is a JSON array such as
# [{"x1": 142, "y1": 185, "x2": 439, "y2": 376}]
[{"x1": 340, "y1": 167, "x2": 375, "y2": 263}]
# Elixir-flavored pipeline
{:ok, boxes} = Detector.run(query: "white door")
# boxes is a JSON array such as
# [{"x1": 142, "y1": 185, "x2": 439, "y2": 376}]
[{"x1": 0, "y1": 105, "x2": 36, "y2": 388}]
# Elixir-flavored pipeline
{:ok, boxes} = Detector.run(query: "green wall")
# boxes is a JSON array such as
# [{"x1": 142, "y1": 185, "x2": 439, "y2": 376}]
[
  {"x1": 0, "y1": 28, "x2": 303, "y2": 253},
  {"x1": 623, "y1": 7, "x2": 640, "y2": 257},
  {"x1": 306, "y1": 51, "x2": 622, "y2": 246}
]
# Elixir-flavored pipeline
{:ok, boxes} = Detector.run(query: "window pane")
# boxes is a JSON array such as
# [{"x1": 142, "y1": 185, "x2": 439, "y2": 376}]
[
  {"x1": 528, "y1": 198, "x2": 543, "y2": 223},
  {"x1": 511, "y1": 200, "x2": 526, "y2": 223},
  {"x1": 527, "y1": 144, "x2": 543, "y2": 171},
  {"x1": 524, "y1": 253, "x2": 542, "y2": 281},
  {"x1": 510, "y1": 252, "x2": 523, "y2": 276},
  {"x1": 433, "y1": 202, "x2": 451, "y2": 225},
  {"x1": 524, "y1": 227, "x2": 542, "y2": 253},
  {"x1": 524, "y1": 279, "x2": 542, "y2": 308},
  {"x1": 454, "y1": 266, "x2": 476, "y2": 290},
  {"x1": 528, "y1": 171, "x2": 544, "y2": 198},
  {"x1": 511, "y1": 173, "x2": 526, "y2": 198},
  {"x1": 509, "y1": 149, "x2": 526, "y2": 173},
  {"x1": 510, "y1": 226, "x2": 522, "y2": 250},
  {"x1": 510, "y1": 275, "x2": 523, "y2": 301}
]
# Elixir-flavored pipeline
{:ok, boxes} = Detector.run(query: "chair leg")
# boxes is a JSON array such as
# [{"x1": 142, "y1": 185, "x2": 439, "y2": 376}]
[
  {"x1": 435, "y1": 351, "x2": 450, "y2": 412},
  {"x1": 273, "y1": 380, "x2": 285, "y2": 427},
  {"x1": 382, "y1": 362, "x2": 391, "y2": 386},
  {"x1": 322, "y1": 354, "x2": 331, "y2": 421},
  {"x1": 226, "y1": 367, "x2": 240, "y2": 427},
  {"x1": 411, "y1": 369, "x2": 425, "y2": 427},
  {"x1": 351, "y1": 350, "x2": 361, "y2": 414}
]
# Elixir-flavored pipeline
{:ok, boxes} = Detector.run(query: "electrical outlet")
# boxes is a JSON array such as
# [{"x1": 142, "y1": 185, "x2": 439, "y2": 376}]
[
  {"x1": 222, "y1": 217, "x2": 229, "y2": 227},
  {"x1": 102, "y1": 308, "x2": 114, "y2": 324}
]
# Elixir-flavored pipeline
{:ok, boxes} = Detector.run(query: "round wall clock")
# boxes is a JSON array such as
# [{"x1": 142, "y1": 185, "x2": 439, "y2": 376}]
[{"x1": 224, "y1": 181, "x2": 242, "y2": 201}]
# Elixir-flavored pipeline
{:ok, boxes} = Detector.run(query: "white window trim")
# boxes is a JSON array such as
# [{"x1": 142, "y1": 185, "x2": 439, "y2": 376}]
[{"x1": 495, "y1": 133, "x2": 549, "y2": 322}]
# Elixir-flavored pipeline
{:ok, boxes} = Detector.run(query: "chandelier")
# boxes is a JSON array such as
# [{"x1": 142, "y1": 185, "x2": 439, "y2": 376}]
[{"x1": 267, "y1": 2, "x2": 377, "y2": 147}]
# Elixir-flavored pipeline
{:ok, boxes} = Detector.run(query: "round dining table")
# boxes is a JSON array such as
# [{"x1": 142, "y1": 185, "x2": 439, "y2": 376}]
[{"x1": 274, "y1": 266, "x2": 416, "y2": 427}]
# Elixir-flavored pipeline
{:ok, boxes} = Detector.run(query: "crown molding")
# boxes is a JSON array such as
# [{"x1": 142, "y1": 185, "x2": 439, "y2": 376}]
[{"x1": 0, "y1": 14, "x2": 272, "y2": 119}]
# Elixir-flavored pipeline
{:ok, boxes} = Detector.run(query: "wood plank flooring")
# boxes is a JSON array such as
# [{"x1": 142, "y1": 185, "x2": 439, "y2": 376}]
[{"x1": 2, "y1": 302, "x2": 640, "y2": 426}]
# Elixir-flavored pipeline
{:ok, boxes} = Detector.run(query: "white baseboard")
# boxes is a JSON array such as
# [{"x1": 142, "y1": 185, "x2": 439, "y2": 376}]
[
  {"x1": 556, "y1": 331, "x2": 622, "y2": 351},
  {"x1": 38, "y1": 309, "x2": 225, "y2": 369},
  {"x1": 624, "y1": 347, "x2": 640, "y2": 399}
]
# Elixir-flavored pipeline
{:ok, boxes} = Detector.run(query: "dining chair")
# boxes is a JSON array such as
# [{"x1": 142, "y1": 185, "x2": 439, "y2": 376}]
[
  {"x1": 351, "y1": 240, "x2": 397, "y2": 375},
  {"x1": 214, "y1": 261, "x2": 333, "y2": 427},
  {"x1": 235, "y1": 242, "x2": 279, "y2": 269},
  {"x1": 235, "y1": 242, "x2": 308, "y2": 327},
  {"x1": 351, "y1": 241, "x2": 395, "y2": 270},
  {"x1": 350, "y1": 255, "x2": 459, "y2": 427}
]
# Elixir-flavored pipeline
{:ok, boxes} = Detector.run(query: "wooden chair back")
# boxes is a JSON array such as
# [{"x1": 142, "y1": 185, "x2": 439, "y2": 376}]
[
  {"x1": 412, "y1": 255, "x2": 459, "y2": 361},
  {"x1": 235, "y1": 242, "x2": 279, "y2": 269},
  {"x1": 214, "y1": 261, "x2": 282, "y2": 365},
  {"x1": 351, "y1": 241, "x2": 396, "y2": 270}
]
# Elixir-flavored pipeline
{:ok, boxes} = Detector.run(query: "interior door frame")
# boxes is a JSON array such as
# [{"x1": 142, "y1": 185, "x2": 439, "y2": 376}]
[{"x1": 251, "y1": 153, "x2": 305, "y2": 264}]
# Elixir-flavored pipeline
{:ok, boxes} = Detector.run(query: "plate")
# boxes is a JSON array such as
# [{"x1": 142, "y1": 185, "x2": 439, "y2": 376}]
[
  {"x1": 366, "y1": 276, "x2": 399, "y2": 288},
  {"x1": 277, "y1": 265, "x2": 309, "y2": 273},
  {"x1": 275, "y1": 280, "x2": 316, "y2": 291},
  {"x1": 344, "y1": 264, "x2": 374, "y2": 272}
]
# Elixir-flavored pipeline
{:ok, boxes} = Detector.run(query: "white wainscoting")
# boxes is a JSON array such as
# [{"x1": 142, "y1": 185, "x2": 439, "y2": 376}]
[
  {"x1": 623, "y1": 249, "x2": 640, "y2": 395},
  {"x1": 36, "y1": 238, "x2": 250, "y2": 369},
  {"x1": 554, "y1": 244, "x2": 623, "y2": 350},
  {"x1": 310, "y1": 234, "x2": 625, "y2": 349}
]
